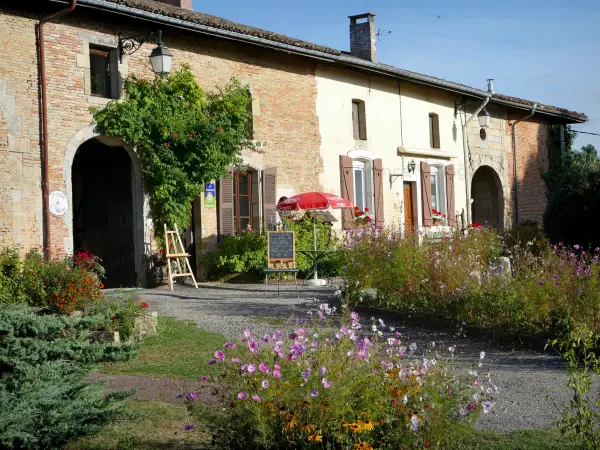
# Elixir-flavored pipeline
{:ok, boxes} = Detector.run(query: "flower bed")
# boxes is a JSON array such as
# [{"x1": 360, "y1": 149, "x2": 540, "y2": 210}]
[
  {"x1": 343, "y1": 225, "x2": 600, "y2": 338},
  {"x1": 185, "y1": 307, "x2": 494, "y2": 449}
]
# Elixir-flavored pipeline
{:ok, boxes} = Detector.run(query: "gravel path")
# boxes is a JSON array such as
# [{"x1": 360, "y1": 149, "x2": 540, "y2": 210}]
[{"x1": 135, "y1": 282, "x2": 594, "y2": 433}]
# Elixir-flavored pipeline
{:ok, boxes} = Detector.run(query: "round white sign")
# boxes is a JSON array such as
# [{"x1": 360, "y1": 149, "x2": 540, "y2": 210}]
[{"x1": 49, "y1": 191, "x2": 68, "y2": 216}]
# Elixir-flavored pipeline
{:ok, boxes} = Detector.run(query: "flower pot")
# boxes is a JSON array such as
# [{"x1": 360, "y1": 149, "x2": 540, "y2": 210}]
[{"x1": 149, "y1": 265, "x2": 166, "y2": 287}]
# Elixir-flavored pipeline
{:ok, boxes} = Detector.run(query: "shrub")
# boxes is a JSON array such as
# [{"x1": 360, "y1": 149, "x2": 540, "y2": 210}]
[
  {"x1": 89, "y1": 294, "x2": 149, "y2": 341},
  {"x1": 0, "y1": 305, "x2": 136, "y2": 449},
  {"x1": 213, "y1": 229, "x2": 268, "y2": 275},
  {"x1": 21, "y1": 251, "x2": 104, "y2": 313},
  {"x1": 0, "y1": 248, "x2": 26, "y2": 305},
  {"x1": 185, "y1": 307, "x2": 495, "y2": 449}
]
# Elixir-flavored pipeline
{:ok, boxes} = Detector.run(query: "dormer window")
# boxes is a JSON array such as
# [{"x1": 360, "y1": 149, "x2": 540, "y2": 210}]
[
  {"x1": 429, "y1": 113, "x2": 440, "y2": 149},
  {"x1": 352, "y1": 100, "x2": 367, "y2": 140}
]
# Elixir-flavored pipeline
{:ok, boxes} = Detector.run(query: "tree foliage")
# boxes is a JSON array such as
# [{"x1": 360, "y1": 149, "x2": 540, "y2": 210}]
[
  {"x1": 92, "y1": 67, "x2": 253, "y2": 234},
  {"x1": 543, "y1": 125, "x2": 600, "y2": 247}
]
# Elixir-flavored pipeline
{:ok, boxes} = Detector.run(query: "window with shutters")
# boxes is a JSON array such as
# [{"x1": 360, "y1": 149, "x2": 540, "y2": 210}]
[
  {"x1": 233, "y1": 170, "x2": 253, "y2": 233},
  {"x1": 429, "y1": 113, "x2": 440, "y2": 149},
  {"x1": 430, "y1": 166, "x2": 447, "y2": 216},
  {"x1": 353, "y1": 159, "x2": 374, "y2": 215},
  {"x1": 352, "y1": 100, "x2": 367, "y2": 141}
]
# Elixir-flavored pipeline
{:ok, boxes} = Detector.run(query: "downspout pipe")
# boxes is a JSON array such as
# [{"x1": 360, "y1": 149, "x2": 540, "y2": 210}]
[
  {"x1": 39, "y1": 0, "x2": 77, "y2": 260},
  {"x1": 461, "y1": 94, "x2": 491, "y2": 225},
  {"x1": 511, "y1": 103, "x2": 537, "y2": 227}
]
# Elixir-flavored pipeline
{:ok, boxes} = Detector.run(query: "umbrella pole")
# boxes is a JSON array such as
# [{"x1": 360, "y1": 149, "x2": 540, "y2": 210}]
[{"x1": 313, "y1": 216, "x2": 318, "y2": 281}]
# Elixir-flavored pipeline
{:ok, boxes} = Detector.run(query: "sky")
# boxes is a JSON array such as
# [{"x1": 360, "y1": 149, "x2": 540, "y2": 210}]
[{"x1": 192, "y1": 0, "x2": 600, "y2": 150}]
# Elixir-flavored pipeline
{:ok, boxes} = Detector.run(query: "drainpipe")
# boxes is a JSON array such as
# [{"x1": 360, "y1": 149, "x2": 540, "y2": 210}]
[
  {"x1": 461, "y1": 94, "x2": 491, "y2": 225},
  {"x1": 39, "y1": 0, "x2": 77, "y2": 260},
  {"x1": 511, "y1": 103, "x2": 537, "y2": 227}
]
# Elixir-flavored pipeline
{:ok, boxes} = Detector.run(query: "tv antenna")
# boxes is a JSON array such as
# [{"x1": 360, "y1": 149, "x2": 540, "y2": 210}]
[{"x1": 376, "y1": 28, "x2": 392, "y2": 42}]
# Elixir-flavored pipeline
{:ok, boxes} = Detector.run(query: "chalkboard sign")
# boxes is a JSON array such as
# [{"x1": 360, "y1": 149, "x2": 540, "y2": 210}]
[{"x1": 267, "y1": 231, "x2": 295, "y2": 269}]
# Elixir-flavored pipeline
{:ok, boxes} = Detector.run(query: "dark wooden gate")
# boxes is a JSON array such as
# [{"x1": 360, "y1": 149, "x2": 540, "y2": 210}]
[{"x1": 72, "y1": 140, "x2": 136, "y2": 288}]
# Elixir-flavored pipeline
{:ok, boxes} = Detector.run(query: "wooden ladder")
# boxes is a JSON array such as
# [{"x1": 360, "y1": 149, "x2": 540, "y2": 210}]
[{"x1": 164, "y1": 223, "x2": 198, "y2": 290}]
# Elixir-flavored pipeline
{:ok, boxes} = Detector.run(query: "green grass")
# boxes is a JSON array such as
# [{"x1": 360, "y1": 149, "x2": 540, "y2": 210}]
[
  {"x1": 101, "y1": 316, "x2": 226, "y2": 379},
  {"x1": 66, "y1": 400, "x2": 212, "y2": 450},
  {"x1": 449, "y1": 426, "x2": 582, "y2": 449}
]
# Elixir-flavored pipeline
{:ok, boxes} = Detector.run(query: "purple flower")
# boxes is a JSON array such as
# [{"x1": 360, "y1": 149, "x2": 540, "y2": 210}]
[
  {"x1": 296, "y1": 328, "x2": 306, "y2": 336},
  {"x1": 576, "y1": 287, "x2": 583, "y2": 295},
  {"x1": 248, "y1": 339, "x2": 259, "y2": 353},
  {"x1": 223, "y1": 342, "x2": 233, "y2": 348},
  {"x1": 232, "y1": 358, "x2": 242, "y2": 363},
  {"x1": 184, "y1": 424, "x2": 196, "y2": 431},
  {"x1": 176, "y1": 393, "x2": 184, "y2": 399},
  {"x1": 214, "y1": 350, "x2": 225, "y2": 360},
  {"x1": 208, "y1": 359, "x2": 217, "y2": 366},
  {"x1": 289, "y1": 332, "x2": 298, "y2": 340},
  {"x1": 251, "y1": 394, "x2": 262, "y2": 402},
  {"x1": 310, "y1": 388, "x2": 320, "y2": 398},
  {"x1": 247, "y1": 364, "x2": 257, "y2": 374},
  {"x1": 539, "y1": 280, "x2": 544, "y2": 286},
  {"x1": 187, "y1": 391, "x2": 199, "y2": 401},
  {"x1": 321, "y1": 377, "x2": 332, "y2": 389},
  {"x1": 237, "y1": 391, "x2": 248, "y2": 400},
  {"x1": 574, "y1": 244, "x2": 581, "y2": 250},
  {"x1": 350, "y1": 311, "x2": 360, "y2": 321},
  {"x1": 201, "y1": 376, "x2": 207, "y2": 382},
  {"x1": 259, "y1": 363, "x2": 269, "y2": 373},
  {"x1": 553, "y1": 274, "x2": 559, "y2": 280},
  {"x1": 319, "y1": 366, "x2": 327, "y2": 376},
  {"x1": 301, "y1": 369, "x2": 311, "y2": 380},
  {"x1": 261, "y1": 379, "x2": 270, "y2": 389},
  {"x1": 263, "y1": 335, "x2": 269, "y2": 343},
  {"x1": 273, "y1": 369, "x2": 282, "y2": 379}
]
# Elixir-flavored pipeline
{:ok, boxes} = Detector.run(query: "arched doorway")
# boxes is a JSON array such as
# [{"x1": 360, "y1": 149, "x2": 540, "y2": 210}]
[
  {"x1": 72, "y1": 139, "x2": 136, "y2": 287},
  {"x1": 471, "y1": 165, "x2": 503, "y2": 228}
]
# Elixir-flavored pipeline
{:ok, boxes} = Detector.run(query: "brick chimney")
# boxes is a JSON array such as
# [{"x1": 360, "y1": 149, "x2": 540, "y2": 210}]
[
  {"x1": 155, "y1": 0, "x2": 193, "y2": 9},
  {"x1": 349, "y1": 13, "x2": 376, "y2": 62}
]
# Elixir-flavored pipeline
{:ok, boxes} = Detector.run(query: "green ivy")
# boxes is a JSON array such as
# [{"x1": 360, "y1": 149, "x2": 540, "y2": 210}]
[{"x1": 92, "y1": 66, "x2": 253, "y2": 234}]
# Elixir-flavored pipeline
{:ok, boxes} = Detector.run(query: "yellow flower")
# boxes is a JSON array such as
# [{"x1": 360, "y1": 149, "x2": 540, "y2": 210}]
[
  {"x1": 359, "y1": 419, "x2": 375, "y2": 431},
  {"x1": 308, "y1": 433, "x2": 323, "y2": 442},
  {"x1": 299, "y1": 423, "x2": 315, "y2": 433},
  {"x1": 343, "y1": 422, "x2": 363, "y2": 433},
  {"x1": 355, "y1": 441, "x2": 374, "y2": 450}
]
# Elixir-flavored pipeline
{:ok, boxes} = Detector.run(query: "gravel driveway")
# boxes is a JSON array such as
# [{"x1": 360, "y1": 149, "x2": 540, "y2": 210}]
[{"x1": 136, "y1": 282, "x2": 594, "y2": 433}]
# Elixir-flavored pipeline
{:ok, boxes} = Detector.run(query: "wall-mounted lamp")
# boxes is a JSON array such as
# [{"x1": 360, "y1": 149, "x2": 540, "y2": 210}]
[
  {"x1": 407, "y1": 159, "x2": 416, "y2": 174},
  {"x1": 478, "y1": 108, "x2": 491, "y2": 129},
  {"x1": 118, "y1": 30, "x2": 172, "y2": 76}
]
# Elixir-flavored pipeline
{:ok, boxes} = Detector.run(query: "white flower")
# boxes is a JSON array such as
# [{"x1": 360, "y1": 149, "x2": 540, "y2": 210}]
[
  {"x1": 409, "y1": 343, "x2": 417, "y2": 352},
  {"x1": 371, "y1": 324, "x2": 378, "y2": 332},
  {"x1": 483, "y1": 401, "x2": 494, "y2": 414},
  {"x1": 480, "y1": 351, "x2": 486, "y2": 360},
  {"x1": 334, "y1": 290, "x2": 342, "y2": 296},
  {"x1": 459, "y1": 408, "x2": 468, "y2": 416},
  {"x1": 377, "y1": 331, "x2": 383, "y2": 337},
  {"x1": 473, "y1": 393, "x2": 481, "y2": 402},
  {"x1": 389, "y1": 326, "x2": 395, "y2": 332},
  {"x1": 409, "y1": 414, "x2": 419, "y2": 431},
  {"x1": 448, "y1": 346, "x2": 456, "y2": 353},
  {"x1": 402, "y1": 394, "x2": 408, "y2": 405}
]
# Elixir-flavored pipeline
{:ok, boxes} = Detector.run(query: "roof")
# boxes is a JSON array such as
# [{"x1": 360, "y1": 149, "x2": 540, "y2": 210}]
[{"x1": 65, "y1": 0, "x2": 587, "y2": 123}]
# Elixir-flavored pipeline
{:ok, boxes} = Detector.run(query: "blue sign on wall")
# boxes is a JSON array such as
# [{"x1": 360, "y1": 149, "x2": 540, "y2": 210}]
[{"x1": 205, "y1": 183, "x2": 216, "y2": 208}]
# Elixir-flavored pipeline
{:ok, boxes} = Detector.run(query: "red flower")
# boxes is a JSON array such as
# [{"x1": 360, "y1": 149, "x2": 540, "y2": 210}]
[
  {"x1": 354, "y1": 206, "x2": 359, "y2": 210},
  {"x1": 141, "y1": 301, "x2": 149, "y2": 308},
  {"x1": 366, "y1": 216, "x2": 372, "y2": 222},
  {"x1": 358, "y1": 211, "x2": 364, "y2": 216},
  {"x1": 364, "y1": 207, "x2": 369, "y2": 212}
]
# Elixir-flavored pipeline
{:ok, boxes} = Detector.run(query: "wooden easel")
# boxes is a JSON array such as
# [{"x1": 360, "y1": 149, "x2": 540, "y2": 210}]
[{"x1": 164, "y1": 223, "x2": 198, "y2": 290}]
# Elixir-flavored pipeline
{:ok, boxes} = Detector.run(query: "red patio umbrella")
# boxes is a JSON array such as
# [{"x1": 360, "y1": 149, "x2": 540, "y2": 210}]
[{"x1": 276, "y1": 192, "x2": 352, "y2": 285}]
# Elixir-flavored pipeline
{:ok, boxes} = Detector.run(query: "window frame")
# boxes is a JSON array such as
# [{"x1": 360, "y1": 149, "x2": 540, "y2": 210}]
[
  {"x1": 429, "y1": 113, "x2": 440, "y2": 149},
  {"x1": 232, "y1": 170, "x2": 253, "y2": 233},
  {"x1": 89, "y1": 46, "x2": 113, "y2": 99},
  {"x1": 352, "y1": 100, "x2": 367, "y2": 141},
  {"x1": 352, "y1": 159, "x2": 374, "y2": 215}
]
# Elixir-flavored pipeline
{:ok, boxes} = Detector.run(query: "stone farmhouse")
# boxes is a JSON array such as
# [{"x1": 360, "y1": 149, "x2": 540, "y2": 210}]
[{"x1": 0, "y1": 0, "x2": 587, "y2": 286}]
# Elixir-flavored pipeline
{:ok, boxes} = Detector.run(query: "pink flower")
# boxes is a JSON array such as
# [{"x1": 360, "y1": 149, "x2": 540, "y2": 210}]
[
  {"x1": 214, "y1": 350, "x2": 225, "y2": 360},
  {"x1": 273, "y1": 370, "x2": 282, "y2": 379},
  {"x1": 248, "y1": 339, "x2": 259, "y2": 353},
  {"x1": 247, "y1": 364, "x2": 257, "y2": 374},
  {"x1": 259, "y1": 363, "x2": 269, "y2": 373},
  {"x1": 231, "y1": 358, "x2": 242, "y2": 363},
  {"x1": 251, "y1": 395, "x2": 262, "y2": 402},
  {"x1": 243, "y1": 329, "x2": 253, "y2": 338},
  {"x1": 201, "y1": 376, "x2": 207, "y2": 382},
  {"x1": 237, "y1": 392, "x2": 248, "y2": 400},
  {"x1": 321, "y1": 378, "x2": 332, "y2": 389}
]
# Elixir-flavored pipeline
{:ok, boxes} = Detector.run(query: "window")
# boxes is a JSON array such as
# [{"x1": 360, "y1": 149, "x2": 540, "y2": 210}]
[
  {"x1": 233, "y1": 171, "x2": 252, "y2": 233},
  {"x1": 429, "y1": 113, "x2": 440, "y2": 149},
  {"x1": 430, "y1": 166, "x2": 447, "y2": 215},
  {"x1": 353, "y1": 159, "x2": 373, "y2": 213},
  {"x1": 352, "y1": 100, "x2": 367, "y2": 140},
  {"x1": 89, "y1": 46, "x2": 112, "y2": 98}
]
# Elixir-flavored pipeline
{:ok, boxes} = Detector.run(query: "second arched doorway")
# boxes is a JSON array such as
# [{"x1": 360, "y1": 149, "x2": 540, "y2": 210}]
[{"x1": 471, "y1": 165, "x2": 503, "y2": 228}]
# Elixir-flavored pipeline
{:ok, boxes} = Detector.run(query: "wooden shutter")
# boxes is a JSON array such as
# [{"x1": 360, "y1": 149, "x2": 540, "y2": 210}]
[
  {"x1": 219, "y1": 170, "x2": 234, "y2": 237},
  {"x1": 421, "y1": 161, "x2": 433, "y2": 227},
  {"x1": 340, "y1": 155, "x2": 355, "y2": 229},
  {"x1": 445, "y1": 164, "x2": 456, "y2": 226},
  {"x1": 262, "y1": 167, "x2": 277, "y2": 231},
  {"x1": 373, "y1": 158, "x2": 384, "y2": 227}
]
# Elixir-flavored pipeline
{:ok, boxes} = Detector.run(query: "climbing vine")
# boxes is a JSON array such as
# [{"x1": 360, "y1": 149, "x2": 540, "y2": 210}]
[{"x1": 92, "y1": 66, "x2": 253, "y2": 235}]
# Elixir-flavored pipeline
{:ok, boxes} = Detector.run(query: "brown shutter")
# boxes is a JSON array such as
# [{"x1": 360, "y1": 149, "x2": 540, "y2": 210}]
[
  {"x1": 219, "y1": 170, "x2": 234, "y2": 236},
  {"x1": 340, "y1": 155, "x2": 355, "y2": 229},
  {"x1": 262, "y1": 167, "x2": 277, "y2": 231},
  {"x1": 373, "y1": 158, "x2": 384, "y2": 227},
  {"x1": 421, "y1": 161, "x2": 433, "y2": 227},
  {"x1": 445, "y1": 164, "x2": 456, "y2": 226}
]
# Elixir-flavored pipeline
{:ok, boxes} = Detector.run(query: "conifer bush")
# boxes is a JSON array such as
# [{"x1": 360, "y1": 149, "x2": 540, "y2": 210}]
[{"x1": 0, "y1": 305, "x2": 137, "y2": 449}]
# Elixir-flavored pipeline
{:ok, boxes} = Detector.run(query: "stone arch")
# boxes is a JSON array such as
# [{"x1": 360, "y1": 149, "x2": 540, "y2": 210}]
[
  {"x1": 470, "y1": 164, "x2": 504, "y2": 228},
  {"x1": 64, "y1": 125, "x2": 148, "y2": 286}
]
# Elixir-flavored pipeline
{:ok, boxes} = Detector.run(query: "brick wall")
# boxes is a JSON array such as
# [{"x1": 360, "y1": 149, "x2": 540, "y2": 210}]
[
  {"x1": 0, "y1": 8, "x2": 322, "y2": 266},
  {"x1": 505, "y1": 116, "x2": 549, "y2": 226}
]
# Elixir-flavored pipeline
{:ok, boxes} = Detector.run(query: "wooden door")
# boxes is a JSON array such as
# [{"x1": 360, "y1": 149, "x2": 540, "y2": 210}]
[{"x1": 403, "y1": 183, "x2": 415, "y2": 234}]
